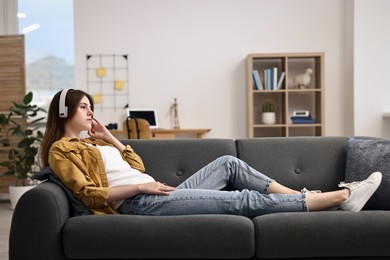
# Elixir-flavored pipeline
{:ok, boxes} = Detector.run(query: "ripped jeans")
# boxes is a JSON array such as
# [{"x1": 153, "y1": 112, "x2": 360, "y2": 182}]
[{"x1": 118, "y1": 155, "x2": 307, "y2": 218}]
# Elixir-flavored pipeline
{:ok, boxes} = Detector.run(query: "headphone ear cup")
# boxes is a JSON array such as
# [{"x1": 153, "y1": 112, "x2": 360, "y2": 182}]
[{"x1": 59, "y1": 88, "x2": 71, "y2": 118}]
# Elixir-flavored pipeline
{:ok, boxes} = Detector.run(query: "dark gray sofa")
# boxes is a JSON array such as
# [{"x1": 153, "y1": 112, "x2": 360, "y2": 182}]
[{"x1": 9, "y1": 137, "x2": 390, "y2": 259}]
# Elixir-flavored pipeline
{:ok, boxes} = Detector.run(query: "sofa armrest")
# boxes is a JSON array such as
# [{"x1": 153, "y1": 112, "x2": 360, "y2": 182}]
[{"x1": 9, "y1": 182, "x2": 70, "y2": 260}]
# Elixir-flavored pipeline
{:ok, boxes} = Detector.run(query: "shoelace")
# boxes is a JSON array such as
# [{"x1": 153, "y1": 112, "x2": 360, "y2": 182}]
[
  {"x1": 301, "y1": 188, "x2": 322, "y2": 194},
  {"x1": 338, "y1": 179, "x2": 367, "y2": 189}
]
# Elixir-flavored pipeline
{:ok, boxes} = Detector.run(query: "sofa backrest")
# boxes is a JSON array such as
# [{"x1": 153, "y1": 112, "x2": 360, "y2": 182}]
[
  {"x1": 236, "y1": 137, "x2": 349, "y2": 192},
  {"x1": 123, "y1": 137, "x2": 349, "y2": 192},
  {"x1": 123, "y1": 139, "x2": 236, "y2": 187}
]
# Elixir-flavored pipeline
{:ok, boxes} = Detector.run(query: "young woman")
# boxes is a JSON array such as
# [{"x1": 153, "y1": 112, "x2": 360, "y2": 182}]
[{"x1": 40, "y1": 89, "x2": 382, "y2": 216}]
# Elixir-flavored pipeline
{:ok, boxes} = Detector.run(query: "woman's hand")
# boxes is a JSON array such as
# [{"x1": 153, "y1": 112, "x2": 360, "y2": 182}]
[
  {"x1": 138, "y1": 182, "x2": 176, "y2": 196},
  {"x1": 88, "y1": 118, "x2": 112, "y2": 141},
  {"x1": 88, "y1": 118, "x2": 126, "y2": 151},
  {"x1": 108, "y1": 182, "x2": 176, "y2": 203}
]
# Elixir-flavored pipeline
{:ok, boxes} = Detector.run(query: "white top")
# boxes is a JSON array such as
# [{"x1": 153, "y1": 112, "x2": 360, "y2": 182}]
[{"x1": 93, "y1": 144, "x2": 155, "y2": 209}]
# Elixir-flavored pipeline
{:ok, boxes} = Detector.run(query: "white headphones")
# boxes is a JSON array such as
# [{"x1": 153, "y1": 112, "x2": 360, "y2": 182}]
[{"x1": 59, "y1": 88, "x2": 71, "y2": 118}]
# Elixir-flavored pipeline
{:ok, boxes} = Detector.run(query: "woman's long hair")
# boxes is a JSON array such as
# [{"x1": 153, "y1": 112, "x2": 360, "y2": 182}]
[{"x1": 39, "y1": 89, "x2": 94, "y2": 167}]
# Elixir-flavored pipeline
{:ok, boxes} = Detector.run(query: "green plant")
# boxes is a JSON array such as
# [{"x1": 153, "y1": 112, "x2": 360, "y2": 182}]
[
  {"x1": 0, "y1": 92, "x2": 46, "y2": 185},
  {"x1": 262, "y1": 100, "x2": 275, "y2": 113}
]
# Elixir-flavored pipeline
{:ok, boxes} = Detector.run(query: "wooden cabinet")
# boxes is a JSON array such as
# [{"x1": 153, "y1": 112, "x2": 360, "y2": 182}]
[
  {"x1": 247, "y1": 52, "x2": 324, "y2": 138},
  {"x1": 0, "y1": 35, "x2": 26, "y2": 195}
]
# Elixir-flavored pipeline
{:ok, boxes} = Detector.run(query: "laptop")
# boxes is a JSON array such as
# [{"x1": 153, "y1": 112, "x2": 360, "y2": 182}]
[{"x1": 126, "y1": 108, "x2": 159, "y2": 129}]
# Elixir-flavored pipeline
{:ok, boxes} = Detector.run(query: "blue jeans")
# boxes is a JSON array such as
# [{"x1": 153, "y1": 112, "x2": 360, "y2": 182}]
[{"x1": 118, "y1": 155, "x2": 307, "y2": 217}]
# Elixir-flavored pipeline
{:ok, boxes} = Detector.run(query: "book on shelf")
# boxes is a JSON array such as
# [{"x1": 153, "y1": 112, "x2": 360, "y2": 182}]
[
  {"x1": 252, "y1": 70, "x2": 263, "y2": 90},
  {"x1": 277, "y1": 72, "x2": 285, "y2": 89},
  {"x1": 290, "y1": 115, "x2": 316, "y2": 124},
  {"x1": 273, "y1": 67, "x2": 277, "y2": 90},
  {"x1": 266, "y1": 69, "x2": 272, "y2": 90},
  {"x1": 262, "y1": 67, "x2": 283, "y2": 90}
]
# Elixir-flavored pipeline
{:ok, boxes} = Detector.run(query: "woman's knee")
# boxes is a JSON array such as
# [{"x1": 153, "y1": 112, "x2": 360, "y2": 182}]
[{"x1": 216, "y1": 155, "x2": 240, "y2": 164}]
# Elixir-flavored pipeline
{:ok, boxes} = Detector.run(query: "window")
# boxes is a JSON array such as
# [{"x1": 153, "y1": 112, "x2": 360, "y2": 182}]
[{"x1": 17, "y1": 0, "x2": 74, "y2": 114}]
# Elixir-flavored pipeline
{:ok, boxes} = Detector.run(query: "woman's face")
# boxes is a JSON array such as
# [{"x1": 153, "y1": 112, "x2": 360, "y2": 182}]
[{"x1": 66, "y1": 95, "x2": 94, "y2": 133}]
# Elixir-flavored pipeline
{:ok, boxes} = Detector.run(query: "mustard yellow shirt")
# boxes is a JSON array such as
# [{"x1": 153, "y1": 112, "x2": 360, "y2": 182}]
[{"x1": 48, "y1": 137, "x2": 145, "y2": 215}]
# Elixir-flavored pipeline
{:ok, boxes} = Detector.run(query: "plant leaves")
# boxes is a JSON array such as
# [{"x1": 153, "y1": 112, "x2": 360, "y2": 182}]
[
  {"x1": 0, "y1": 91, "x2": 47, "y2": 183},
  {"x1": 23, "y1": 92, "x2": 33, "y2": 105},
  {"x1": 18, "y1": 137, "x2": 35, "y2": 148},
  {"x1": 0, "y1": 114, "x2": 6, "y2": 124}
]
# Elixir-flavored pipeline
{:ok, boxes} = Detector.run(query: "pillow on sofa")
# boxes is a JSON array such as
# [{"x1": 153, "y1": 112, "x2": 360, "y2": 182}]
[
  {"x1": 32, "y1": 167, "x2": 91, "y2": 216},
  {"x1": 345, "y1": 137, "x2": 390, "y2": 210}
]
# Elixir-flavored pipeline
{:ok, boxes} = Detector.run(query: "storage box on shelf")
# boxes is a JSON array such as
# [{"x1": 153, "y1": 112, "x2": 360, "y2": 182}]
[{"x1": 247, "y1": 52, "x2": 324, "y2": 138}]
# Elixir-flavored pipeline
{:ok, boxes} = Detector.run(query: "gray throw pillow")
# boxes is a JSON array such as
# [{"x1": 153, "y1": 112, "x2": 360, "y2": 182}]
[
  {"x1": 345, "y1": 137, "x2": 390, "y2": 210},
  {"x1": 32, "y1": 167, "x2": 91, "y2": 216}
]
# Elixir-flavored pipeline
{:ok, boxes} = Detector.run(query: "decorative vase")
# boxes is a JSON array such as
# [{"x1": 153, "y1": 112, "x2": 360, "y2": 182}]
[
  {"x1": 9, "y1": 185, "x2": 35, "y2": 210},
  {"x1": 262, "y1": 112, "x2": 276, "y2": 125}
]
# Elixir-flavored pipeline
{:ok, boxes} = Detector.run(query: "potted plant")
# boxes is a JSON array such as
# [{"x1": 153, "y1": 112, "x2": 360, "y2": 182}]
[
  {"x1": 262, "y1": 100, "x2": 276, "y2": 125},
  {"x1": 0, "y1": 91, "x2": 46, "y2": 209}
]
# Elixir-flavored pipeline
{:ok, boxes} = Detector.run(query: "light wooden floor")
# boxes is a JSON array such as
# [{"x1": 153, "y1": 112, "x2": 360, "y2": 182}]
[{"x1": 0, "y1": 202, "x2": 12, "y2": 260}]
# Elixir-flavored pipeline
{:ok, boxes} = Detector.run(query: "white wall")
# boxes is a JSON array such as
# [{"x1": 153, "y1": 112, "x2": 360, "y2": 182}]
[
  {"x1": 354, "y1": 0, "x2": 390, "y2": 138},
  {"x1": 343, "y1": 0, "x2": 355, "y2": 136},
  {"x1": 0, "y1": 0, "x2": 18, "y2": 35},
  {"x1": 74, "y1": 0, "x2": 347, "y2": 138}
]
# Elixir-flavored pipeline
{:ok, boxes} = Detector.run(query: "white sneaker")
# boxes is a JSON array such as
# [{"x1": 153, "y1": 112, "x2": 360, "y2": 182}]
[{"x1": 338, "y1": 171, "x2": 382, "y2": 212}]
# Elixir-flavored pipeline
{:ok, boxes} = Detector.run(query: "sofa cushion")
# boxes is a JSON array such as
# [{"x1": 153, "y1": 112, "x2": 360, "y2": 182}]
[
  {"x1": 63, "y1": 214, "x2": 255, "y2": 259},
  {"x1": 253, "y1": 211, "x2": 390, "y2": 258},
  {"x1": 124, "y1": 139, "x2": 237, "y2": 187},
  {"x1": 236, "y1": 137, "x2": 348, "y2": 192},
  {"x1": 345, "y1": 137, "x2": 390, "y2": 210}
]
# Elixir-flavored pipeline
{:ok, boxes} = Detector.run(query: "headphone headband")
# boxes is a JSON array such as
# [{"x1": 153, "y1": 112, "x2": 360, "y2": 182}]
[{"x1": 59, "y1": 88, "x2": 71, "y2": 118}]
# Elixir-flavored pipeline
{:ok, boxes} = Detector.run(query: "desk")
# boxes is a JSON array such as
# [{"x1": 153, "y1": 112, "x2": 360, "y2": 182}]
[
  {"x1": 151, "y1": 128, "x2": 211, "y2": 139},
  {"x1": 110, "y1": 128, "x2": 211, "y2": 139}
]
